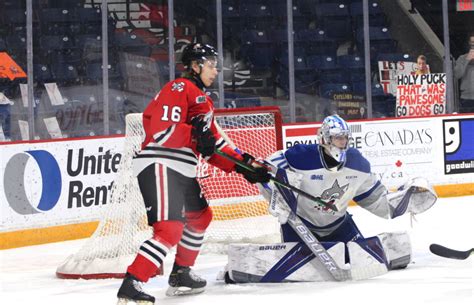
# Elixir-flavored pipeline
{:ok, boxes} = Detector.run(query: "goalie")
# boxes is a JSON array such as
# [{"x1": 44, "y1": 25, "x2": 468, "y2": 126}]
[{"x1": 224, "y1": 114, "x2": 437, "y2": 283}]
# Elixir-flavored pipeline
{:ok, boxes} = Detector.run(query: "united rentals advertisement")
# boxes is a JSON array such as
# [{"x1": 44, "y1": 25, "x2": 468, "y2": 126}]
[{"x1": 1, "y1": 137, "x2": 123, "y2": 231}]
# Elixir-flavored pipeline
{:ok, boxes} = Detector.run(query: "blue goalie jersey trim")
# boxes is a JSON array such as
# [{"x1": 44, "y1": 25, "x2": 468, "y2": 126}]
[
  {"x1": 284, "y1": 144, "x2": 370, "y2": 174},
  {"x1": 284, "y1": 144, "x2": 324, "y2": 170},
  {"x1": 344, "y1": 148, "x2": 371, "y2": 173}
]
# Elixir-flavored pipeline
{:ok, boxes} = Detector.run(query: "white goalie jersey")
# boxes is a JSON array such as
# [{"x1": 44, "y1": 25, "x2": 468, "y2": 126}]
[{"x1": 260, "y1": 144, "x2": 437, "y2": 237}]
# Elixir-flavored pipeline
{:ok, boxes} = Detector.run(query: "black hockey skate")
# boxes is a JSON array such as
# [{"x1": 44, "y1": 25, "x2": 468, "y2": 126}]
[
  {"x1": 166, "y1": 263, "x2": 207, "y2": 296},
  {"x1": 117, "y1": 274, "x2": 155, "y2": 305}
]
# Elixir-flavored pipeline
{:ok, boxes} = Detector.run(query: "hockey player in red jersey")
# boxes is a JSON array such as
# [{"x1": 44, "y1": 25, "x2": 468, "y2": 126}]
[{"x1": 117, "y1": 43, "x2": 271, "y2": 304}]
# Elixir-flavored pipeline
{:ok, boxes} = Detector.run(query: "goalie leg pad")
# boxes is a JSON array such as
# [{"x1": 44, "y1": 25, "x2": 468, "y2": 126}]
[
  {"x1": 224, "y1": 241, "x2": 346, "y2": 283},
  {"x1": 347, "y1": 239, "x2": 389, "y2": 280},
  {"x1": 377, "y1": 231, "x2": 412, "y2": 270}
]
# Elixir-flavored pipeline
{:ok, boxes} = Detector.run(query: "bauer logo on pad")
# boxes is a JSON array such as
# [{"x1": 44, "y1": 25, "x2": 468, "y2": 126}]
[{"x1": 443, "y1": 118, "x2": 474, "y2": 174}]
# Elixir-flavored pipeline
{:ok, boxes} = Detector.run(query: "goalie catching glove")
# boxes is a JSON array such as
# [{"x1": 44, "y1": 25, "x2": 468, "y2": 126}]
[
  {"x1": 388, "y1": 177, "x2": 437, "y2": 218},
  {"x1": 191, "y1": 116, "x2": 216, "y2": 158},
  {"x1": 235, "y1": 153, "x2": 272, "y2": 184}
]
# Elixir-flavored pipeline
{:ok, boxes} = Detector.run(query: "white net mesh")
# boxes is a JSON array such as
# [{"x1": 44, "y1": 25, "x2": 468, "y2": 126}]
[{"x1": 56, "y1": 107, "x2": 282, "y2": 279}]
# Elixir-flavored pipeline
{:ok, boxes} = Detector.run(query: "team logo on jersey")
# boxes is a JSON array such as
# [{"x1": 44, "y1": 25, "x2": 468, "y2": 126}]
[
  {"x1": 320, "y1": 180, "x2": 349, "y2": 202},
  {"x1": 3, "y1": 150, "x2": 62, "y2": 215},
  {"x1": 195, "y1": 95, "x2": 207, "y2": 103},
  {"x1": 171, "y1": 82, "x2": 185, "y2": 92},
  {"x1": 310, "y1": 174, "x2": 323, "y2": 180},
  {"x1": 443, "y1": 118, "x2": 474, "y2": 174}
]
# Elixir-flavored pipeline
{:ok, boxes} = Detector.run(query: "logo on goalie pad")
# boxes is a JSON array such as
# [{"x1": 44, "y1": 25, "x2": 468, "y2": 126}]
[
  {"x1": 259, "y1": 245, "x2": 287, "y2": 251},
  {"x1": 294, "y1": 224, "x2": 338, "y2": 271},
  {"x1": 3, "y1": 150, "x2": 62, "y2": 215}
]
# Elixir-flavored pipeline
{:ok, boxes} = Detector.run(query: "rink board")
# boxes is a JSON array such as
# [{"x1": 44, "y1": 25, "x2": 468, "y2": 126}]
[{"x1": 1, "y1": 114, "x2": 473, "y2": 249}]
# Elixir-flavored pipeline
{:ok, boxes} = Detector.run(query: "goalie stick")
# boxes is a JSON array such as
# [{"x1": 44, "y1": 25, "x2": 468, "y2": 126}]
[
  {"x1": 429, "y1": 244, "x2": 474, "y2": 260},
  {"x1": 215, "y1": 149, "x2": 338, "y2": 212}
]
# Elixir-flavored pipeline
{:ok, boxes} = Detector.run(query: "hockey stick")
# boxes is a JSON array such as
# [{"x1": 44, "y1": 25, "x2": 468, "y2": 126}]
[
  {"x1": 429, "y1": 244, "x2": 474, "y2": 260},
  {"x1": 215, "y1": 149, "x2": 338, "y2": 212}
]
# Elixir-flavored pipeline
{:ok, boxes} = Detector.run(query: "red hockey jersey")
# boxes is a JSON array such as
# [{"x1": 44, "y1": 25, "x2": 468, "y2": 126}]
[{"x1": 132, "y1": 77, "x2": 241, "y2": 177}]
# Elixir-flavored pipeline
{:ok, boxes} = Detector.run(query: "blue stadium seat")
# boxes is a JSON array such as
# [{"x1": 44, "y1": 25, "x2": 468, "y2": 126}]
[
  {"x1": 337, "y1": 55, "x2": 364, "y2": 69},
  {"x1": 39, "y1": 8, "x2": 79, "y2": 23},
  {"x1": 222, "y1": 2, "x2": 242, "y2": 36},
  {"x1": 354, "y1": 14, "x2": 387, "y2": 28},
  {"x1": 298, "y1": 29, "x2": 338, "y2": 56},
  {"x1": 51, "y1": 63, "x2": 79, "y2": 84},
  {"x1": 241, "y1": 30, "x2": 272, "y2": 44},
  {"x1": 33, "y1": 64, "x2": 53, "y2": 83},
  {"x1": 368, "y1": 26, "x2": 391, "y2": 40},
  {"x1": 298, "y1": 29, "x2": 331, "y2": 42},
  {"x1": 246, "y1": 45, "x2": 275, "y2": 69},
  {"x1": 222, "y1": 3, "x2": 240, "y2": 18},
  {"x1": 352, "y1": 81, "x2": 367, "y2": 94},
  {"x1": 280, "y1": 55, "x2": 308, "y2": 71},
  {"x1": 306, "y1": 55, "x2": 337, "y2": 70},
  {"x1": 3, "y1": 10, "x2": 26, "y2": 25},
  {"x1": 241, "y1": 3, "x2": 275, "y2": 29},
  {"x1": 113, "y1": 32, "x2": 151, "y2": 57},
  {"x1": 320, "y1": 83, "x2": 352, "y2": 99},
  {"x1": 76, "y1": 35, "x2": 102, "y2": 51},
  {"x1": 324, "y1": 18, "x2": 353, "y2": 41},
  {"x1": 349, "y1": 70, "x2": 366, "y2": 82},
  {"x1": 350, "y1": 1, "x2": 383, "y2": 16},
  {"x1": 356, "y1": 26, "x2": 397, "y2": 58},
  {"x1": 318, "y1": 69, "x2": 351, "y2": 84},
  {"x1": 272, "y1": 29, "x2": 299, "y2": 43},
  {"x1": 314, "y1": 3, "x2": 350, "y2": 17},
  {"x1": 3, "y1": 0, "x2": 26, "y2": 9},
  {"x1": 278, "y1": 70, "x2": 316, "y2": 94},
  {"x1": 52, "y1": 49, "x2": 83, "y2": 66},
  {"x1": 271, "y1": 2, "x2": 305, "y2": 18},
  {"x1": 84, "y1": 63, "x2": 103, "y2": 83},
  {"x1": 77, "y1": 8, "x2": 102, "y2": 23},
  {"x1": 372, "y1": 83, "x2": 387, "y2": 97},
  {"x1": 6, "y1": 35, "x2": 26, "y2": 50},
  {"x1": 40, "y1": 35, "x2": 75, "y2": 51},
  {"x1": 376, "y1": 53, "x2": 414, "y2": 62},
  {"x1": 240, "y1": 3, "x2": 273, "y2": 18},
  {"x1": 0, "y1": 37, "x2": 6, "y2": 51},
  {"x1": 224, "y1": 92, "x2": 261, "y2": 108}
]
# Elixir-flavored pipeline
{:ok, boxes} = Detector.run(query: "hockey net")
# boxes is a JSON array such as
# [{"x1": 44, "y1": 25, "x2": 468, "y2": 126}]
[{"x1": 56, "y1": 106, "x2": 283, "y2": 279}]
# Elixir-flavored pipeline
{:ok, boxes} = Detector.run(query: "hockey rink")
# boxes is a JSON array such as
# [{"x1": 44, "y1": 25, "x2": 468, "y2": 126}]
[{"x1": 1, "y1": 195, "x2": 473, "y2": 305}]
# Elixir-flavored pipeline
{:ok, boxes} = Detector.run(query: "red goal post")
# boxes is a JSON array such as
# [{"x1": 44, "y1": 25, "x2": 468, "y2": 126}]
[{"x1": 56, "y1": 106, "x2": 283, "y2": 279}]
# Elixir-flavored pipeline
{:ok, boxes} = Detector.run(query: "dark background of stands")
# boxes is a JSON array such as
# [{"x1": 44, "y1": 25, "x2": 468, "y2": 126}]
[{"x1": 0, "y1": 0, "x2": 472, "y2": 141}]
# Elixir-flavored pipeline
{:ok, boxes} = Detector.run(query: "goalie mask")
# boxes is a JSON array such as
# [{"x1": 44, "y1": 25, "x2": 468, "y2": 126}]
[{"x1": 318, "y1": 115, "x2": 352, "y2": 164}]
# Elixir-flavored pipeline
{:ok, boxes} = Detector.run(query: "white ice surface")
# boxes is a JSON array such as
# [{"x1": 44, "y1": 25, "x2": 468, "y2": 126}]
[{"x1": 1, "y1": 196, "x2": 473, "y2": 305}]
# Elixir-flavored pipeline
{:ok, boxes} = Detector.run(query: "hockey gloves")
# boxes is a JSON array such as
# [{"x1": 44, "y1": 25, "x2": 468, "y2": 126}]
[
  {"x1": 235, "y1": 153, "x2": 272, "y2": 184},
  {"x1": 191, "y1": 116, "x2": 216, "y2": 158}
]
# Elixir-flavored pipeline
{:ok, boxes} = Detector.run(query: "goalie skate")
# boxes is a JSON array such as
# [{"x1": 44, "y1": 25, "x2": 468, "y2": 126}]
[{"x1": 166, "y1": 266, "x2": 206, "y2": 297}]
